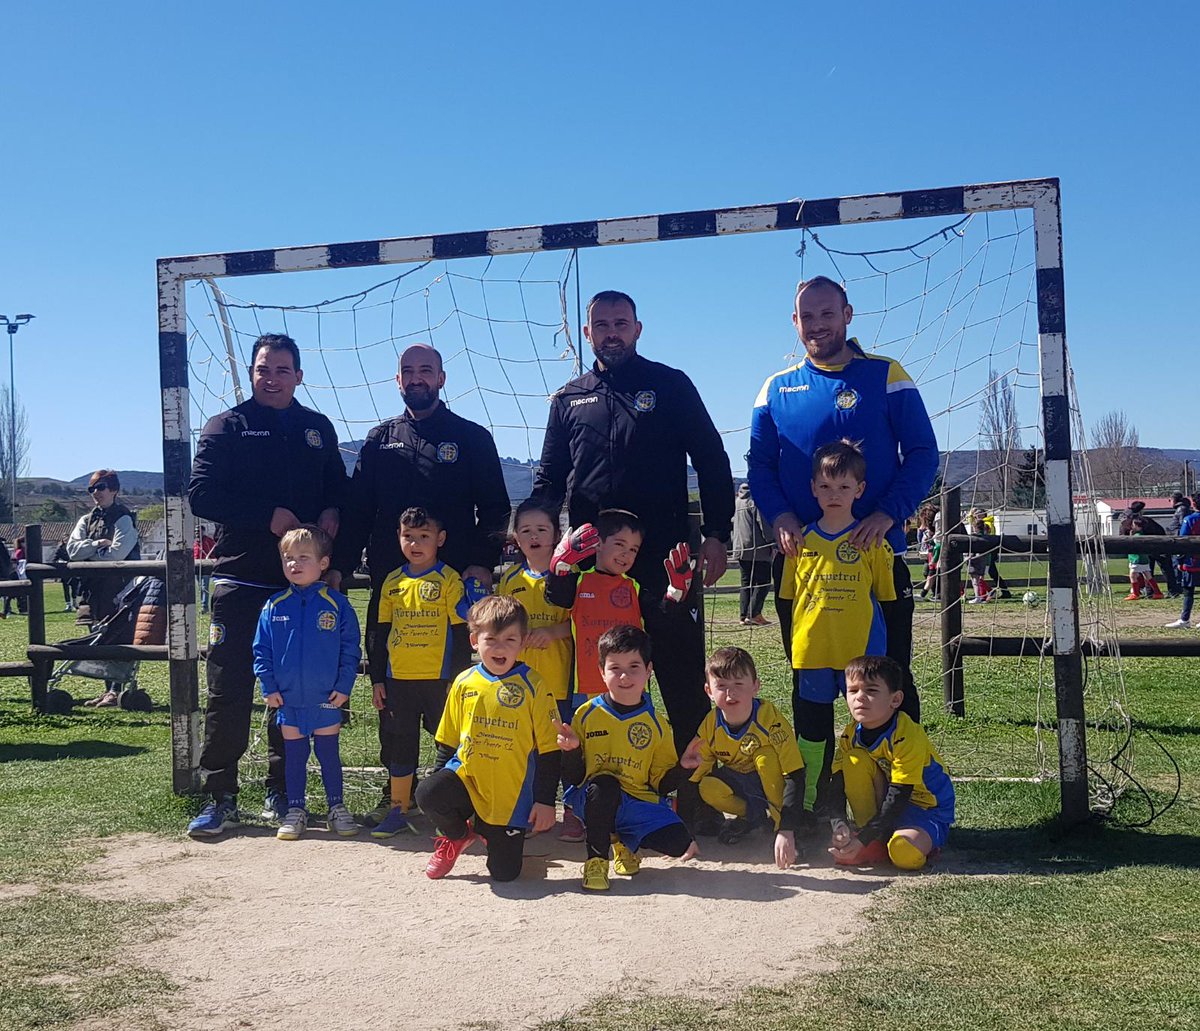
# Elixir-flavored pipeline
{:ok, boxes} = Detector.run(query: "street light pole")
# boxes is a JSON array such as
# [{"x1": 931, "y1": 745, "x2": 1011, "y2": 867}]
[{"x1": 0, "y1": 314, "x2": 35, "y2": 520}]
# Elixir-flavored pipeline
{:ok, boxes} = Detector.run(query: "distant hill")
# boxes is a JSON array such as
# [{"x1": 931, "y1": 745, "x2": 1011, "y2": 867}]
[{"x1": 68, "y1": 470, "x2": 163, "y2": 493}]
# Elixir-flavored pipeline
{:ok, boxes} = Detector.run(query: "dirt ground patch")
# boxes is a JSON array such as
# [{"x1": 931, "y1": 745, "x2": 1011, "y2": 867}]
[{"x1": 81, "y1": 822, "x2": 894, "y2": 1030}]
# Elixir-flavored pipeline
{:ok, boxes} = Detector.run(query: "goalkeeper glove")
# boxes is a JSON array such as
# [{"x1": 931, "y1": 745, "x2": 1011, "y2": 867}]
[
  {"x1": 462, "y1": 576, "x2": 490, "y2": 607},
  {"x1": 550, "y1": 524, "x2": 600, "y2": 576},
  {"x1": 663, "y1": 541, "x2": 695, "y2": 603}
]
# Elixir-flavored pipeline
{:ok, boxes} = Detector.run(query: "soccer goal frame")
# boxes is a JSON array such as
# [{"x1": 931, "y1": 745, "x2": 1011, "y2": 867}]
[{"x1": 157, "y1": 176, "x2": 1085, "y2": 821}]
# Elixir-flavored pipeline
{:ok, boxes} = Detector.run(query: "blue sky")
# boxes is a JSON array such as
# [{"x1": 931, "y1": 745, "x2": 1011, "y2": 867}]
[{"x1": 4, "y1": 1, "x2": 1197, "y2": 481}]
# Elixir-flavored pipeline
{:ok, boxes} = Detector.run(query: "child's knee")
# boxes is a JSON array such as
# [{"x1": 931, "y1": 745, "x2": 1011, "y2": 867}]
[{"x1": 887, "y1": 834, "x2": 928, "y2": 870}]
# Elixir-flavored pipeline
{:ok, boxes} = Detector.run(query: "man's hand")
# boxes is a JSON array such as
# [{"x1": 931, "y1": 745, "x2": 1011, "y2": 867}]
[
  {"x1": 462, "y1": 565, "x2": 493, "y2": 590},
  {"x1": 526, "y1": 628, "x2": 552, "y2": 650},
  {"x1": 679, "y1": 737, "x2": 704, "y2": 770},
  {"x1": 774, "y1": 829, "x2": 797, "y2": 869},
  {"x1": 324, "y1": 569, "x2": 343, "y2": 591},
  {"x1": 550, "y1": 708, "x2": 580, "y2": 751},
  {"x1": 698, "y1": 536, "x2": 727, "y2": 587},
  {"x1": 328, "y1": 691, "x2": 349, "y2": 707},
  {"x1": 663, "y1": 542, "x2": 696, "y2": 603},
  {"x1": 551, "y1": 524, "x2": 600, "y2": 576},
  {"x1": 317, "y1": 507, "x2": 340, "y2": 539},
  {"x1": 94, "y1": 538, "x2": 113, "y2": 550},
  {"x1": 263, "y1": 691, "x2": 284, "y2": 709},
  {"x1": 849, "y1": 511, "x2": 894, "y2": 550},
  {"x1": 772, "y1": 512, "x2": 803, "y2": 557},
  {"x1": 528, "y1": 802, "x2": 556, "y2": 834},
  {"x1": 270, "y1": 507, "x2": 301, "y2": 537},
  {"x1": 371, "y1": 683, "x2": 386, "y2": 711}
]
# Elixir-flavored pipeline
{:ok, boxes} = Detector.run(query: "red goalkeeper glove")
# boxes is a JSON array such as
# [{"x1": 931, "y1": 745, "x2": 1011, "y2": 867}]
[
  {"x1": 663, "y1": 541, "x2": 695, "y2": 603},
  {"x1": 551, "y1": 524, "x2": 600, "y2": 576}
]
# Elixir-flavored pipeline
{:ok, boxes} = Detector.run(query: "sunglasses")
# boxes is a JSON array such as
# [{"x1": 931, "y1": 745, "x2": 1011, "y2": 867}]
[{"x1": 88, "y1": 483, "x2": 114, "y2": 494}]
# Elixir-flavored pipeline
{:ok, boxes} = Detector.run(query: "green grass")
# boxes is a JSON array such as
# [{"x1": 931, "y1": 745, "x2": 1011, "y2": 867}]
[{"x1": 2, "y1": 581, "x2": 1199, "y2": 1030}]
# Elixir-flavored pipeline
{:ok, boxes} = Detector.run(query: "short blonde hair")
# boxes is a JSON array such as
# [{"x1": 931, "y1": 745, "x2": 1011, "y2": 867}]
[
  {"x1": 468, "y1": 594, "x2": 528, "y2": 636},
  {"x1": 278, "y1": 524, "x2": 333, "y2": 560}
]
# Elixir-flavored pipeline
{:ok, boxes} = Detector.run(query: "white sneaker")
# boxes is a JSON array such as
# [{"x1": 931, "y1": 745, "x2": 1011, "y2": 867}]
[
  {"x1": 967, "y1": 596, "x2": 987, "y2": 605},
  {"x1": 327, "y1": 803, "x2": 359, "y2": 837},
  {"x1": 1164, "y1": 619, "x2": 1190, "y2": 628},
  {"x1": 277, "y1": 807, "x2": 308, "y2": 841}
]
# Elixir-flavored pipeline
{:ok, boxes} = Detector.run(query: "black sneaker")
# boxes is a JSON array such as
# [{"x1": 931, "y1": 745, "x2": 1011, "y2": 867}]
[{"x1": 717, "y1": 817, "x2": 754, "y2": 844}]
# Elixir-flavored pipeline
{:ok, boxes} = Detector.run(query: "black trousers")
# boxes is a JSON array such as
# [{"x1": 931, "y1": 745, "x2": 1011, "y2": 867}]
[
  {"x1": 738, "y1": 559, "x2": 772, "y2": 619},
  {"x1": 199, "y1": 581, "x2": 285, "y2": 799},
  {"x1": 415, "y1": 768, "x2": 524, "y2": 881},
  {"x1": 379, "y1": 678, "x2": 447, "y2": 774},
  {"x1": 773, "y1": 551, "x2": 920, "y2": 722},
  {"x1": 639, "y1": 579, "x2": 710, "y2": 752}
]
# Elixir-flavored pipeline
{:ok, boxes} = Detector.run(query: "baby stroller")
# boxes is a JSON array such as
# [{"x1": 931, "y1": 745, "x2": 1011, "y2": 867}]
[{"x1": 42, "y1": 576, "x2": 165, "y2": 714}]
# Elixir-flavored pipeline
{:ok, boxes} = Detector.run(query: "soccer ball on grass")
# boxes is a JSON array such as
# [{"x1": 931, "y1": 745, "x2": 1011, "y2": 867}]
[{"x1": 1022, "y1": 590, "x2": 1040, "y2": 607}]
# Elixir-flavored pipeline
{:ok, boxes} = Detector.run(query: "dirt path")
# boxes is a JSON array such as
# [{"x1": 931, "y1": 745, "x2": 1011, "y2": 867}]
[{"x1": 83, "y1": 822, "x2": 893, "y2": 1030}]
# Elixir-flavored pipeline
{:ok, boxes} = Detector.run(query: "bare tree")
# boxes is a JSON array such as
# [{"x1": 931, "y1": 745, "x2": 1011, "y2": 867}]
[
  {"x1": 0, "y1": 386, "x2": 31, "y2": 515},
  {"x1": 1090, "y1": 409, "x2": 1139, "y2": 453},
  {"x1": 978, "y1": 368, "x2": 1022, "y2": 506},
  {"x1": 1087, "y1": 409, "x2": 1160, "y2": 495}
]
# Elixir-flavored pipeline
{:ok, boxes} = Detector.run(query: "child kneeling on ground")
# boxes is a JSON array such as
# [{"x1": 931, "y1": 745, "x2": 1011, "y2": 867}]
[
  {"x1": 818, "y1": 655, "x2": 954, "y2": 870},
  {"x1": 253, "y1": 525, "x2": 362, "y2": 841},
  {"x1": 680, "y1": 646, "x2": 811, "y2": 869},
  {"x1": 556, "y1": 625, "x2": 697, "y2": 892},
  {"x1": 415, "y1": 595, "x2": 561, "y2": 882}
]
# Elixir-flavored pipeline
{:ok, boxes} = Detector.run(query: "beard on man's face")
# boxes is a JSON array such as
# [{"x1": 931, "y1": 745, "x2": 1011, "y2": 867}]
[
  {"x1": 594, "y1": 339, "x2": 635, "y2": 368},
  {"x1": 402, "y1": 383, "x2": 439, "y2": 411}
]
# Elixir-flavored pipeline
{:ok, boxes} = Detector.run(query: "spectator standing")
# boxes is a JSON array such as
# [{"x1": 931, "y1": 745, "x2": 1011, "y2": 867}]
[{"x1": 732, "y1": 483, "x2": 774, "y2": 626}]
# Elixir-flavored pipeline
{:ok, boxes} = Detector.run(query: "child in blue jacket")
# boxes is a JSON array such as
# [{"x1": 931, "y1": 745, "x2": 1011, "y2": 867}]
[{"x1": 254, "y1": 525, "x2": 362, "y2": 840}]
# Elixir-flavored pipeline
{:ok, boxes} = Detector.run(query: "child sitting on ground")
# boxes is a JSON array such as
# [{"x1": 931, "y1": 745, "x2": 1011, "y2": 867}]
[
  {"x1": 680, "y1": 646, "x2": 809, "y2": 869},
  {"x1": 253, "y1": 525, "x2": 362, "y2": 841},
  {"x1": 818, "y1": 655, "x2": 954, "y2": 870},
  {"x1": 368, "y1": 507, "x2": 470, "y2": 838},
  {"x1": 555, "y1": 625, "x2": 697, "y2": 892},
  {"x1": 497, "y1": 498, "x2": 579, "y2": 840},
  {"x1": 415, "y1": 595, "x2": 561, "y2": 882}
]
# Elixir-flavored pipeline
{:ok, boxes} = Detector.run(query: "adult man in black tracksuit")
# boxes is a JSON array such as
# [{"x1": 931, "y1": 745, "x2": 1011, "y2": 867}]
[
  {"x1": 186, "y1": 334, "x2": 346, "y2": 838},
  {"x1": 331, "y1": 343, "x2": 511, "y2": 820},
  {"x1": 534, "y1": 291, "x2": 734, "y2": 783}
]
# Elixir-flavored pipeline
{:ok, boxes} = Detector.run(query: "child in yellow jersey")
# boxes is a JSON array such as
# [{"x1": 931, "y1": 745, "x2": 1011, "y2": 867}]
[
  {"x1": 781, "y1": 439, "x2": 896, "y2": 808},
  {"x1": 416, "y1": 595, "x2": 561, "y2": 882},
  {"x1": 680, "y1": 647, "x2": 810, "y2": 869},
  {"x1": 497, "y1": 498, "x2": 581, "y2": 841},
  {"x1": 368, "y1": 507, "x2": 470, "y2": 838},
  {"x1": 556, "y1": 625, "x2": 696, "y2": 892},
  {"x1": 818, "y1": 655, "x2": 954, "y2": 870}
]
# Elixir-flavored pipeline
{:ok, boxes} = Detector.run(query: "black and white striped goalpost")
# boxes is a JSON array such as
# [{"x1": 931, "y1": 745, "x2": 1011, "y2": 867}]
[{"x1": 158, "y1": 177, "x2": 1086, "y2": 822}]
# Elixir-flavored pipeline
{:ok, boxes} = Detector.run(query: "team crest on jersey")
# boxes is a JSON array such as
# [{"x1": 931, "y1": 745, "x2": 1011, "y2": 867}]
[
  {"x1": 437, "y1": 441, "x2": 459, "y2": 463},
  {"x1": 875, "y1": 757, "x2": 892, "y2": 774},
  {"x1": 609, "y1": 584, "x2": 634, "y2": 609},
  {"x1": 634, "y1": 390, "x2": 656, "y2": 412},
  {"x1": 738, "y1": 735, "x2": 761, "y2": 757},
  {"x1": 836, "y1": 540, "x2": 860, "y2": 564},
  {"x1": 835, "y1": 388, "x2": 859, "y2": 411},
  {"x1": 304, "y1": 428, "x2": 323, "y2": 449},
  {"x1": 317, "y1": 610, "x2": 337, "y2": 631},
  {"x1": 496, "y1": 681, "x2": 526, "y2": 708},
  {"x1": 209, "y1": 623, "x2": 225, "y2": 646},
  {"x1": 419, "y1": 580, "x2": 442, "y2": 602},
  {"x1": 627, "y1": 722, "x2": 653, "y2": 750}
]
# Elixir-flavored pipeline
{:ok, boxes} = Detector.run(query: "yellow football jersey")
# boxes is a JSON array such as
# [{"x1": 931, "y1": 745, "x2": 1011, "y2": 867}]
[
  {"x1": 832, "y1": 712, "x2": 955, "y2": 820},
  {"x1": 498, "y1": 562, "x2": 573, "y2": 700},
  {"x1": 788, "y1": 524, "x2": 896, "y2": 670},
  {"x1": 377, "y1": 562, "x2": 468, "y2": 680},
  {"x1": 689, "y1": 698, "x2": 804, "y2": 779},
  {"x1": 436, "y1": 661, "x2": 560, "y2": 827},
  {"x1": 571, "y1": 694, "x2": 677, "y2": 803}
]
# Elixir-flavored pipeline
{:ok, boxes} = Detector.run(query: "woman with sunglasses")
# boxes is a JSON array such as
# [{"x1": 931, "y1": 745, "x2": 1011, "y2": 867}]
[{"x1": 66, "y1": 469, "x2": 142, "y2": 706}]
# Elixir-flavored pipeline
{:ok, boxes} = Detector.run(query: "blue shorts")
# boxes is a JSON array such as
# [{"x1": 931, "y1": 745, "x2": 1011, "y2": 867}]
[
  {"x1": 896, "y1": 803, "x2": 951, "y2": 849},
  {"x1": 562, "y1": 784, "x2": 684, "y2": 852},
  {"x1": 795, "y1": 668, "x2": 846, "y2": 705},
  {"x1": 276, "y1": 703, "x2": 343, "y2": 737}
]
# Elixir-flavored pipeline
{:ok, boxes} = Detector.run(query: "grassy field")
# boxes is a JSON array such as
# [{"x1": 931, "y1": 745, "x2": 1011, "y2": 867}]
[{"x1": 1, "y1": 578, "x2": 1198, "y2": 1030}]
